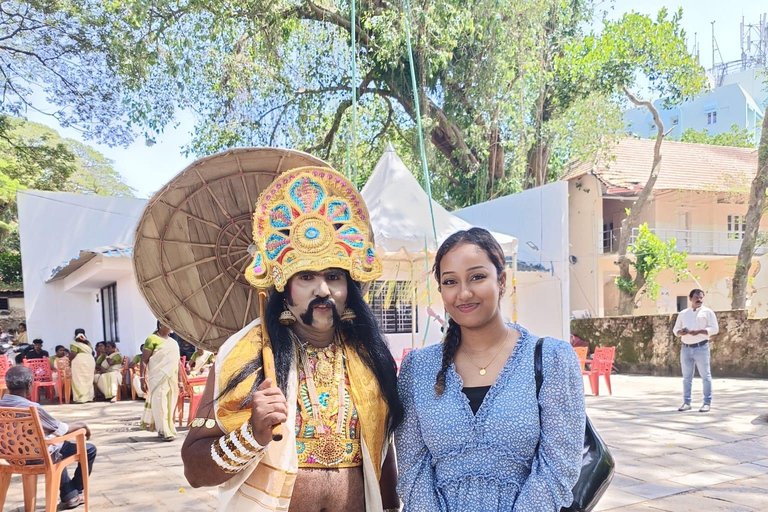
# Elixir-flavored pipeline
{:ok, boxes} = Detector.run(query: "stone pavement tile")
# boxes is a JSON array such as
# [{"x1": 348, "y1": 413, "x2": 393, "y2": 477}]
[
  {"x1": 687, "y1": 429, "x2": 759, "y2": 444},
  {"x1": 592, "y1": 489, "x2": 648, "y2": 511},
  {"x1": 706, "y1": 440, "x2": 768, "y2": 463},
  {"x1": 715, "y1": 463, "x2": 768, "y2": 480},
  {"x1": 669, "y1": 470, "x2": 740, "y2": 487},
  {"x1": 611, "y1": 473, "x2": 647, "y2": 489},
  {"x1": 699, "y1": 482, "x2": 768, "y2": 509},
  {"x1": 644, "y1": 493, "x2": 759, "y2": 511},
  {"x1": 615, "y1": 460, "x2": 696, "y2": 481},
  {"x1": 641, "y1": 452, "x2": 728, "y2": 472},
  {"x1": 730, "y1": 473, "x2": 768, "y2": 491},
  {"x1": 622, "y1": 481, "x2": 695, "y2": 500}
]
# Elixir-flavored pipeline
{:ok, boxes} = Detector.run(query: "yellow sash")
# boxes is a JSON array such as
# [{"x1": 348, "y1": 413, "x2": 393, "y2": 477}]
[{"x1": 215, "y1": 325, "x2": 388, "y2": 479}]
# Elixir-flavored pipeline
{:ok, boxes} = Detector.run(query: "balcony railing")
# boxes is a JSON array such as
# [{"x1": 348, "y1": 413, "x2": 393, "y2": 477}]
[{"x1": 601, "y1": 227, "x2": 768, "y2": 256}]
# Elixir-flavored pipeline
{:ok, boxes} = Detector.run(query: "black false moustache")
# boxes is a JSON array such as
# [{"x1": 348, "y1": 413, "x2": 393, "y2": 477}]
[{"x1": 300, "y1": 297, "x2": 340, "y2": 326}]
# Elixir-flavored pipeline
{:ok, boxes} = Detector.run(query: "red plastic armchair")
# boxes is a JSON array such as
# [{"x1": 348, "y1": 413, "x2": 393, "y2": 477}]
[
  {"x1": 176, "y1": 361, "x2": 206, "y2": 427},
  {"x1": 22, "y1": 359, "x2": 56, "y2": 403},
  {"x1": 0, "y1": 406, "x2": 90, "y2": 512},
  {"x1": 0, "y1": 357, "x2": 10, "y2": 398},
  {"x1": 582, "y1": 346, "x2": 615, "y2": 396}
]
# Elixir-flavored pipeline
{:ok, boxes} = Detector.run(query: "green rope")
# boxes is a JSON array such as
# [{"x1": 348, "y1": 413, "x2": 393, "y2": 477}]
[
  {"x1": 402, "y1": 0, "x2": 438, "y2": 246},
  {"x1": 350, "y1": 0, "x2": 359, "y2": 187}
]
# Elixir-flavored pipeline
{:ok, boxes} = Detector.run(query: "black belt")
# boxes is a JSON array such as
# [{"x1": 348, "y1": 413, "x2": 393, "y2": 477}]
[{"x1": 683, "y1": 340, "x2": 709, "y2": 348}]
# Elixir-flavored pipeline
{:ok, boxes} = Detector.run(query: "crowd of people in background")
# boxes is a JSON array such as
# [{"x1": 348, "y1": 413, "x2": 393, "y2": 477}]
[{"x1": 0, "y1": 324, "x2": 215, "y2": 410}]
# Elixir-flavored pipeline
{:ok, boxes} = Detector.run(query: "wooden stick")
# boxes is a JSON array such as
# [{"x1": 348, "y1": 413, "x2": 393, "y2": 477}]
[{"x1": 258, "y1": 290, "x2": 283, "y2": 442}]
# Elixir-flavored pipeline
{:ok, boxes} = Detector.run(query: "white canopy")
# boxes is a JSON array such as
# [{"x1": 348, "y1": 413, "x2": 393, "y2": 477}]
[{"x1": 362, "y1": 144, "x2": 518, "y2": 260}]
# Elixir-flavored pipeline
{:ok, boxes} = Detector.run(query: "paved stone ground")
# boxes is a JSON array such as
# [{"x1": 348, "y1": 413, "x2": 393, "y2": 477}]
[{"x1": 2, "y1": 374, "x2": 768, "y2": 511}]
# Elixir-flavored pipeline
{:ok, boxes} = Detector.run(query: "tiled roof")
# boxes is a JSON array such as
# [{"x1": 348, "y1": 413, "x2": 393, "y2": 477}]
[{"x1": 560, "y1": 138, "x2": 758, "y2": 193}]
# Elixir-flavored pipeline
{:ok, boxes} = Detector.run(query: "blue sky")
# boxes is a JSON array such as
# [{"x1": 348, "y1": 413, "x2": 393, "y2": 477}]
[{"x1": 25, "y1": 1, "x2": 767, "y2": 199}]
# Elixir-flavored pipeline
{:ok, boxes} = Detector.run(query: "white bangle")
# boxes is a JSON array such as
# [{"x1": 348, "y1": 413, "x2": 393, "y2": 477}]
[{"x1": 210, "y1": 443, "x2": 243, "y2": 473}]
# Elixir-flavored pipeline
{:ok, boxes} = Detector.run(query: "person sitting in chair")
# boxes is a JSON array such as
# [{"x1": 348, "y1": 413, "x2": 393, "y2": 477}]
[{"x1": 0, "y1": 366, "x2": 97, "y2": 510}]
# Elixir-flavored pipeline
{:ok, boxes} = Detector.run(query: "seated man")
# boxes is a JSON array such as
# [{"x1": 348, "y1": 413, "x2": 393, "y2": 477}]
[
  {"x1": 24, "y1": 338, "x2": 50, "y2": 360},
  {"x1": 0, "y1": 366, "x2": 97, "y2": 510}
]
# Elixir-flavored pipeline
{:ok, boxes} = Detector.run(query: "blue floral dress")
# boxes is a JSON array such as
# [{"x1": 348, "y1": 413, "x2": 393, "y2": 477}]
[{"x1": 395, "y1": 325, "x2": 586, "y2": 512}]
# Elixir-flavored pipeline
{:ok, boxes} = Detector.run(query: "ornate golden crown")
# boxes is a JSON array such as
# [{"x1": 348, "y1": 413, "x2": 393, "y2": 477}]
[{"x1": 245, "y1": 167, "x2": 382, "y2": 291}]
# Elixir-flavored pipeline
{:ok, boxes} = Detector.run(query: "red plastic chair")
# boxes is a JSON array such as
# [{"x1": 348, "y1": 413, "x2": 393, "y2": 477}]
[
  {"x1": 175, "y1": 359, "x2": 205, "y2": 427},
  {"x1": 0, "y1": 406, "x2": 90, "y2": 512},
  {"x1": 582, "y1": 346, "x2": 615, "y2": 396},
  {"x1": 53, "y1": 358, "x2": 71, "y2": 404},
  {"x1": 572, "y1": 346, "x2": 589, "y2": 372},
  {"x1": 0, "y1": 357, "x2": 11, "y2": 398},
  {"x1": 22, "y1": 359, "x2": 56, "y2": 403}
]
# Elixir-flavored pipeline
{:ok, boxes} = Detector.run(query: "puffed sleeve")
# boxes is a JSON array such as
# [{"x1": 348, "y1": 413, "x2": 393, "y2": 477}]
[
  {"x1": 395, "y1": 352, "x2": 442, "y2": 511},
  {"x1": 513, "y1": 339, "x2": 586, "y2": 512}
]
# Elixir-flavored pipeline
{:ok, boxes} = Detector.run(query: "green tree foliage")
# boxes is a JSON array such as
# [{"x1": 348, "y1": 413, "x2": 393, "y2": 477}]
[
  {"x1": 0, "y1": 117, "x2": 134, "y2": 254},
  {"x1": 0, "y1": 1, "x2": 135, "y2": 145},
  {"x1": 680, "y1": 124, "x2": 756, "y2": 148},
  {"x1": 614, "y1": 223, "x2": 689, "y2": 301},
  {"x1": 84, "y1": 0, "x2": 636, "y2": 207},
  {"x1": 0, "y1": 251, "x2": 22, "y2": 290}
]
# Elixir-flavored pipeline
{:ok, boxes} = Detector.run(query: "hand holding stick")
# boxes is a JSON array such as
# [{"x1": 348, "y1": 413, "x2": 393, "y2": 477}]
[{"x1": 258, "y1": 290, "x2": 283, "y2": 442}]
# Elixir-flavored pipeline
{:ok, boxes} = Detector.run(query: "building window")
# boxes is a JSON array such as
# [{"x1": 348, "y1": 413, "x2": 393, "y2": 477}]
[
  {"x1": 0, "y1": 298, "x2": 8, "y2": 311},
  {"x1": 101, "y1": 283, "x2": 119, "y2": 343},
  {"x1": 707, "y1": 111, "x2": 717, "y2": 125},
  {"x1": 676, "y1": 296, "x2": 688, "y2": 312},
  {"x1": 369, "y1": 281, "x2": 417, "y2": 334},
  {"x1": 727, "y1": 215, "x2": 746, "y2": 239},
  {"x1": 602, "y1": 222, "x2": 614, "y2": 250}
]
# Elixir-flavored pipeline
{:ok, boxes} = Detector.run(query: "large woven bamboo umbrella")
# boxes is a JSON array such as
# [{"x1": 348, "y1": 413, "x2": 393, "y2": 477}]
[{"x1": 133, "y1": 147, "x2": 329, "y2": 351}]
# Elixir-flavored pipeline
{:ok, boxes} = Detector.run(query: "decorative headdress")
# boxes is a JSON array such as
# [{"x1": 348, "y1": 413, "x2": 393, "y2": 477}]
[{"x1": 245, "y1": 167, "x2": 382, "y2": 291}]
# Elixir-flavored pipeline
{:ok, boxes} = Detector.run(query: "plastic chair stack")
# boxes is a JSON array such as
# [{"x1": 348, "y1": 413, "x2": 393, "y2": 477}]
[
  {"x1": 22, "y1": 359, "x2": 56, "y2": 403},
  {"x1": 176, "y1": 359, "x2": 206, "y2": 427},
  {"x1": 0, "y1": 406, "x2": 90, "y2": 512}
]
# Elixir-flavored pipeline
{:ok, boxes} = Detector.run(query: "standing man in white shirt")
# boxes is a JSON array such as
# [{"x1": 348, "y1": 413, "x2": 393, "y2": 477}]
[{"x1": 673, "y1": 289, "x2": 719, "y2": 412}]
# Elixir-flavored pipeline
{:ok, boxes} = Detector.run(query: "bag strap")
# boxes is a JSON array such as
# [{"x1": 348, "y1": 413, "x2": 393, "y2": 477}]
[{"x1": 534, "y1": 337, "x2": 544, "y2": 400}]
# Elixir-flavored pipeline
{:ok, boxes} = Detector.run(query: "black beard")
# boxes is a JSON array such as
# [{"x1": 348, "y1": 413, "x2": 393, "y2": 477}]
[{"x1": 300, "y1": 297, "x2": 341, "y2": 326}]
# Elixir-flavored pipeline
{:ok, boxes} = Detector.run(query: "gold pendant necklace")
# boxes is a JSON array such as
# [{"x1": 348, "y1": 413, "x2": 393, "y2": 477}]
[{"x1": 462, "y1": 328, "x2": 511, "y2": 376}]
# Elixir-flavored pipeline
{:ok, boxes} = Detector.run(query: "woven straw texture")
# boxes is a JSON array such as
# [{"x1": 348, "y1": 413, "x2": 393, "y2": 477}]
[{"x1": 133, "y1": 147, "x2": 328, "y2": 351}]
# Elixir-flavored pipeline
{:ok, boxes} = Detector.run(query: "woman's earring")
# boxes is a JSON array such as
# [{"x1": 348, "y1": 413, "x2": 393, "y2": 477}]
[
  {"x1": 279, "y1": 308, "x2": 297, "y2": 325},
  {"x1": 340, "y1": 308, "x2": 356, "y2": 323}
]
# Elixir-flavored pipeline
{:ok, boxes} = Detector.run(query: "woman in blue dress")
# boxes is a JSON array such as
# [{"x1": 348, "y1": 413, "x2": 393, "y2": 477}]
[{"x1": 396, "y1": 228, "x2": 585, "y2": 511}]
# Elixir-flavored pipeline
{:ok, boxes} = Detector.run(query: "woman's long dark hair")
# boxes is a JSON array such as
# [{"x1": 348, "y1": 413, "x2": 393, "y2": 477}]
[
  {"x1": 217, "y1": 271, "x2": 403, "y2": 433},
  {"x1": 432, "y1": 228, "x2": 506, "y2": 396}
]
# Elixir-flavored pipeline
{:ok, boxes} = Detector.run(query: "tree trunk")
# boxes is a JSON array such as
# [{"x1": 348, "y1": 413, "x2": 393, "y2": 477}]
[
  {"x1": 616, "y1": 87, "x2": 667, "y2": 316},
  {"x1": 525, "y1": 138, "x2": 552, "y2": 188},
  {"x1": 731, "y1": 112, "x2": 768, "y2": 309}
]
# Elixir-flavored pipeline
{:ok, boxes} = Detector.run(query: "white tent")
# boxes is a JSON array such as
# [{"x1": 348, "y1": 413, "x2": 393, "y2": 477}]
[
  {"x1": 361, "y1": 145, "x2": 518, "y2": 354},
  {"x1": 362, "y1": 143, "x2": 518, "y2": 259}
]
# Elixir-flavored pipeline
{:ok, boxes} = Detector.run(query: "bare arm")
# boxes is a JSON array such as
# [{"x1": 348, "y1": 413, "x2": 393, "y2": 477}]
[
  {"x1": 181, "y1": 367, "x2": 288, "y2": 488},
  {"x1": 379, "y1": 441, "x2": 399, "y2": 509},
  {"x1": 139, "y1": 348, "x2": 152, "y2": 393},
  {"x1": 67, "y1": 421, "x2": 91, "y2": 440}
]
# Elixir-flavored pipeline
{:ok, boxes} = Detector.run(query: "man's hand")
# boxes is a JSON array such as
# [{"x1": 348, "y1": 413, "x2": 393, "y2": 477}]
[{"x1": 250, "y1": 378, "x2": 288, "y2": 446}]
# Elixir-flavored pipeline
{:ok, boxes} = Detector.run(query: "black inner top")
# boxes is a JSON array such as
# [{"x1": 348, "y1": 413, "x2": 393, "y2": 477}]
[{"x1": 462, "y1": 385, "x2": 491, "y2": 415}]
